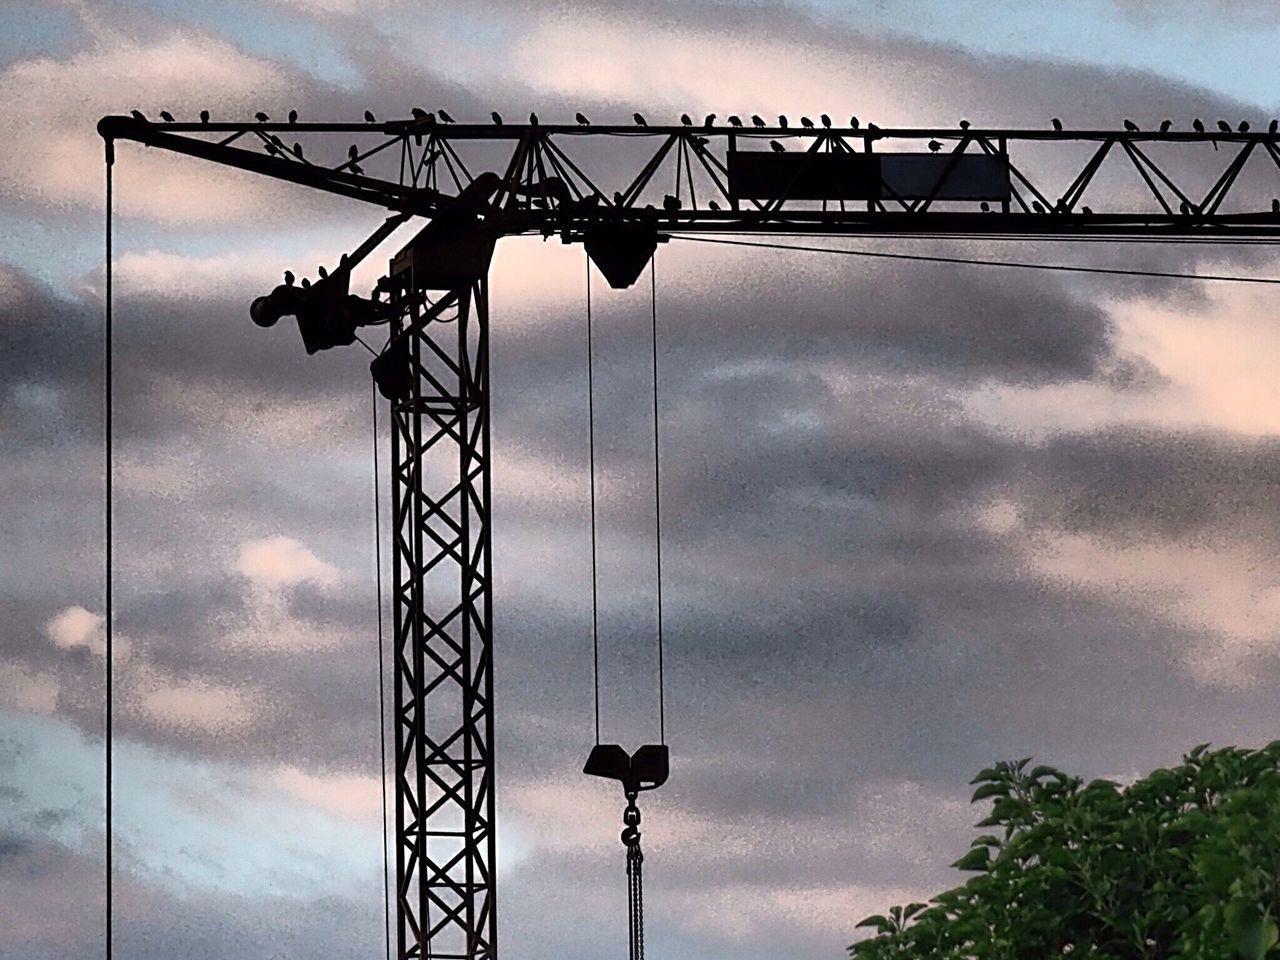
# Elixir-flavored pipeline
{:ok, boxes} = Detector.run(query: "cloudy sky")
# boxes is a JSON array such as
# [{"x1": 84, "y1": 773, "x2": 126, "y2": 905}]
[{"x1": 7, "y1": 1, "x2": 1280, "y2": 958}]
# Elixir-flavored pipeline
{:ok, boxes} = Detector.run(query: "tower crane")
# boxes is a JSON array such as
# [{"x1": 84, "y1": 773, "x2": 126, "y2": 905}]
[{"x1": 97, "y1": 109, "x2": 1280, "y2": 960}]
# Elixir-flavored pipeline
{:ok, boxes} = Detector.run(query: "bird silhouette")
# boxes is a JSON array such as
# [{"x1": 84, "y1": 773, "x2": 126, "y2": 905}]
[
  {"x1": 160, "y1": 110, "x2": 175, "y2": 123},
  {"x1": 200, "y1": 109, "x2": 210, "y2": 123},
  {"x1": 1272, "y1": 198, "x2": 1279, "y2": 214},
  {"x1": 288, "y1": 109, "x2": 298, "y2": 124},
  {"x1": 438, "y1": 109, "x2": 455, "y2": 123},
  {"x1": 1051, "y1": 118, "x2": 1063, "y2": 131},
  {"x1": 800, "y1": 116, "x2": 814, "y2": 128},
  {"x1": 317, "y1": 265, "x2": 329, "y2": 279},
  {"x1": 530, "y1": 112, "x2": 539, "y2": 125},
  {"x1": 1180, "y1": 200, "x2": 1193, "y2": 215},
  {"x1": 1082, "y1": 206, "x2": 1093, "y2": 214},
  {"x1": 576, "y1": 112, "x2": 590, "y2": 125},
  {"x1": 1123, "y1": 119, "x2": 1138, "y2": 132},
  {"x1": 411, "y1": 107, "x2": 428, "y2": 120},
  {"x1": 365, "y1": 110, "x2": 376, "y2": 123},
  {"x1": 1270, "y1": 119, "x2": 1279, "y2": 134},
  {"x1": 693, "y1": 136, "x2": 709, "y2": 145},
  {"x1": 1216, "y1": 120, "x2": 1231, "y2": 133},
  {"x1": 1239, "y1": 120, "x2": 1250, "y2": 132},
  {"x1": 130, "y1": 109, "x2": 147, "y2": 121},
  {"x1": 350, "y1": 161, "x2": 363, "y2": 175},
  {"x1": 255, "y1": 111, "x2": 269, "y2": 122},
  {"x1": 958, "y1": 119, "x2": 969, "y2": 130},
  {"x1": 770, "y1": 140, "x2": 785, "y2": 152},
  {"x1": 634, "y1": 112, "x2": 647, "y2": 126},
  {"x1": 663, "y1": 194, "x2": 682, "y2": 212},
  {"x1": 348, "y1": 144, "x2": 359, "y2": 160},
  {"x1": 708, "y1": 199, "x2": 721, "y2": 210},
  {"x1": 850, "y1": 116, "x2": 860, "y2": 129},
  {"x1": 980, "y1": 201, "x2": 990, "y2": 212},
  {"x1": 778, "y1": 115, "x2": 788, "y2": 128},
  {"x1": 866, "y1": 122, "x2": 880, "y2": 135},
  {"x1": 728, "y1": 115, "x2": 743, "y2": 127},
  {"x1": 292, "y1": 141, "x2": 304, "y2": 158},
  {"x1": 264, "y1": 142, "x2": 278, "y2": 155},
  {"x1": 613, "y1": 191, "x2": 625, "y2": 206},
  {"x1": 491, "y1": 111, "x2": 503, "y2": 125},
  {"x1": 704, "y1": 113, "x2": 716, "y2": 127},
  {"x1": 1159, "y1": 119, "x2": 1172, "y2": 133},
  {"x1": 1192, "y1": 118, "x2": 1205, "y2": 132},
  {"x1": 751, "y1": 115, "x2": 765, "y2": 127},
  {"x1": 1032, "y1": 200, "x2": 1045, "y2": 213},
  {"x1": 680, "y1": 113, "x2": 692, "y2": 126},
  {"x1": 820, "y1": 114, "x2": 831, "y2": 128},
  {"x1": 284, "y1": 270, "x2": 295, "y2": 286},
  {"x1": 928, "y1": 139, "x2": 942, "y2": 152}
]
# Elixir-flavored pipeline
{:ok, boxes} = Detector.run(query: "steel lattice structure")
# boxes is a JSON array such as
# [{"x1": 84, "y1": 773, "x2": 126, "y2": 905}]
[{"x1": 98, "y1": 110, "x2": 1280, "y2": 960}]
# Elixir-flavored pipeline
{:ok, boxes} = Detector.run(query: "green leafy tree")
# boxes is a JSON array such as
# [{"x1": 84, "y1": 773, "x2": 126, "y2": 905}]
[{"x1": 850, "y1": 743, "x2": 1280, "y2": 960}]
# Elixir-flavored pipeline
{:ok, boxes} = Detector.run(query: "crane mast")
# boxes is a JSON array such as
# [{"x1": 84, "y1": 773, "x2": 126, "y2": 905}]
[{"x1": 98, "y1": 111, "x2": 1280, "y2": 960}]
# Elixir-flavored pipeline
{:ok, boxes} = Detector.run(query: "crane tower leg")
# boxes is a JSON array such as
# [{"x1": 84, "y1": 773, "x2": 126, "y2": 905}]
[{"x1": 389, "y1": 275, "x2": 497, "y2": 960}]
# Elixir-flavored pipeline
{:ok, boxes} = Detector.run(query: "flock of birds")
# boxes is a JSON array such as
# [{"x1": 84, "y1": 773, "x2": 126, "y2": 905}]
[
  {"x1": 123, "y1": 107, "x2": 1280, "y2": 215},
  {"x1": 127, "y1": 107, "x2": 1280, "y2": 138}
]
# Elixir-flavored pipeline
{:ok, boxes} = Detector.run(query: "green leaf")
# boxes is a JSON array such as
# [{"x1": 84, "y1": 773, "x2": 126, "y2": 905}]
[
  {"x1": 1227, "y1": 902, "x2": 1278, "y2": 960},
  {"x1": 951, "y1": 847, "x2": 991, "y2": 872},
  {"x1": 855, "y1": 914, "x2": 894, "y2": 934},
  {"x1": 969, "y1": 767, "x2": 1001, "y2": 785},
  {"x1": 970, "y1": 782, "x2": 1008, "y2": 804}
]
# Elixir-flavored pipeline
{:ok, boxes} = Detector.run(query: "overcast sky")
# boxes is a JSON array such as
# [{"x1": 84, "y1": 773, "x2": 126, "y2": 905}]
[{"x1": 6, "y1": 1, "x2": 1280, "y2": 958}]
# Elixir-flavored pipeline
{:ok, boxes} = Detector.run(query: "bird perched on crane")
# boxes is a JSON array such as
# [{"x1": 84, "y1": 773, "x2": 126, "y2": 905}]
[
  {"x1": 633, "y1": 112, "x2": 647, "y2": 126},
  {"x1": 728, "y1": 115, "x2": 743, "y2": 127},
  {"x1": 288, "y1": 109, "x2": 298, "y2": 124},
  {"x1": 820, "y1": 114, "x2": 831, "y2": 128},
  {"x1": 778, "y1": 115, "x2": 788, "y2": 128},
  {"x1": 365, "y1": 110, "x2": 376, "y2": 123},
  {"x1": 680, "y1": 113, "x2": 692, "y2": 126},
  {"x1": 1123, "y1": 119, "x2": 1138, "y2": 132},
  {"x1": 348, "y1": 144, "x2": 359, "y2": 161},
  {"x1": 800, "y1": 116, "x2": 814, "y2": 128},
  {"x1": 255, "y1": 111, "x2": 270, "y2": 123},
  {"x1": 1051, "y1": 118, "x2": 1062, "y2": 131},
  {"x1": 576, "y1": 112, "x2": 590, "y2": 125},
  {"x1": 1216, "y1": 120, "x2": 1231, "y2": 133},
  {"x1": 200, "y1": 109, "x2": 210, "y2": 123},
  {"x1": 928, "y1": 139, "x2": 943, "y2": 152},
  {"x1": 770, "y1": 140, "x2": 785, "y2": 152},
  {"x1": 160, "y1": 110, "x2": 175, "y2": 123},
  {"x1": 704, "y1": 113, "x2": 716, "y2": 127},
  {"x1": 438, "y1": 109, "x2": 455, "y2": 123},
  {"x1": 751, "y1": 115, "x2": 765, "y2": 127},
  {"x1": 957, "y1": 119, "x2": 969, "y2": 130},
  {"x1": 850, "y1": 116, "x2": 860, "y2": 129},
  {"x1": 491, "y1": 111, "x2": 502, "y2": 125},
  {"x1": 131, "y1": 109, "x2": 147, "y2": 121},
  {"x1": 1159, "y1": 119, "x2": 1172, "y2": 132}
]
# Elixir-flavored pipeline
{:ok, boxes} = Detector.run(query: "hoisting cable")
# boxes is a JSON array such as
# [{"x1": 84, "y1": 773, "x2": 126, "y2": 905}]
[
  {"x1": 668, "y1": 234, "x2": 1280, "y2": 285},
  {"x1": 649, "y1": 257, "x2": 665, "y2": 747},
  {"x1": 586, "y1": 255, "x2": 602, "y2": 746},
  {"x1": 103, "y1": 144, "x2": 115, "y2": 960},
  {"x1": 582, "y1": 251, "x2": 674, "y2": 960},
  {"x1": 371, "y1": 380, "x2": 391, "y2": 960}
]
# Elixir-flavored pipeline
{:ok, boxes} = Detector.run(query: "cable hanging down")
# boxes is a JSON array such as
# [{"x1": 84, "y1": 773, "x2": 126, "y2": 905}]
[
  {"x1": 582, "y1": 250, "x2": 672, "y2": 960},
  {"x1": 104, "y1": 145, "x2": 115, "y2": 960}
]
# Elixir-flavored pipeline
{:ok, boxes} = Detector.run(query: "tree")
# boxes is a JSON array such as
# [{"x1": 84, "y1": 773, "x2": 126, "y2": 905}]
[{"x1": 850, "y1": 743, "x2": 1280, "y2": 960}]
